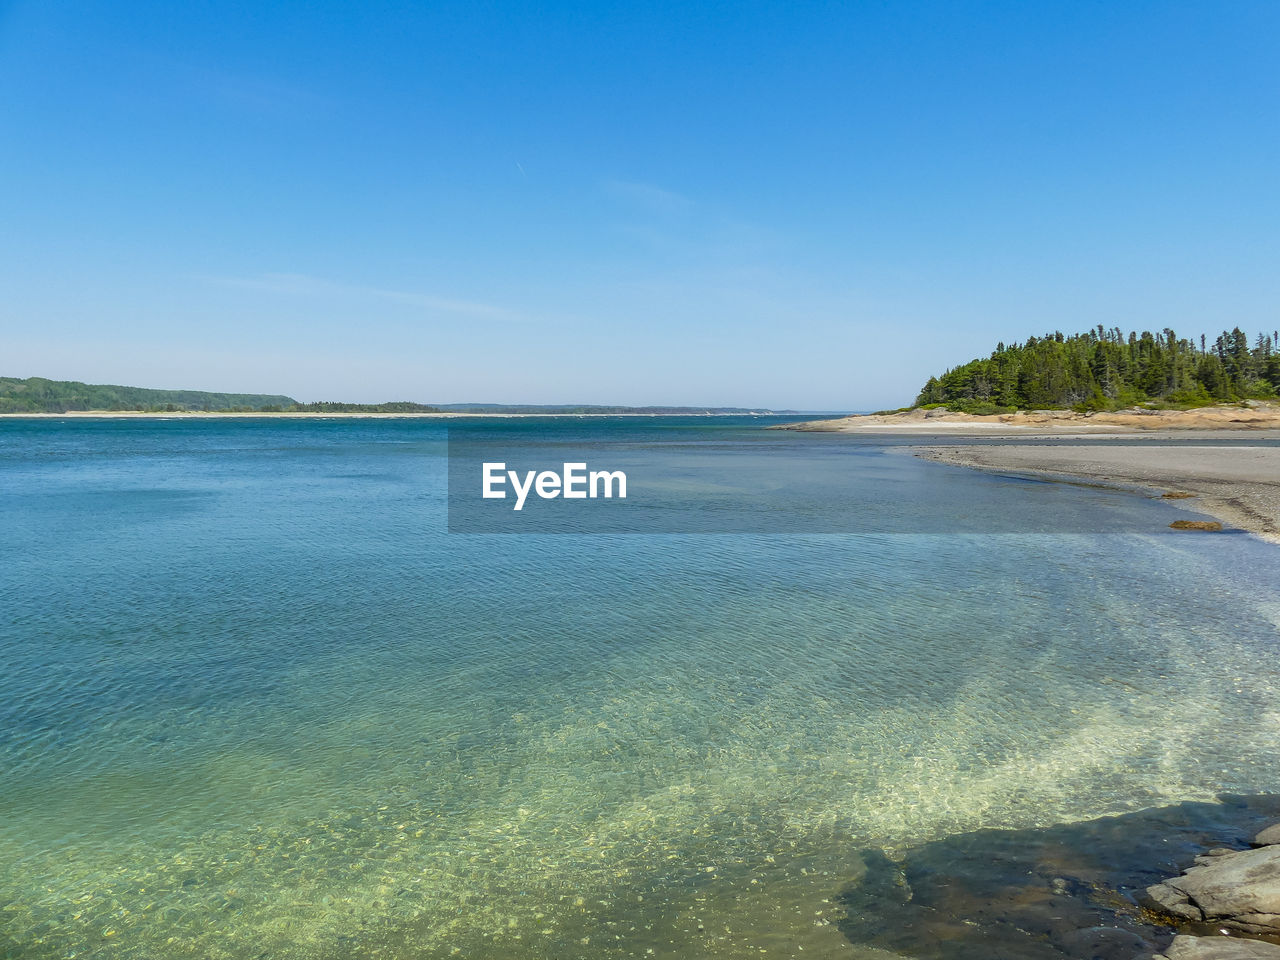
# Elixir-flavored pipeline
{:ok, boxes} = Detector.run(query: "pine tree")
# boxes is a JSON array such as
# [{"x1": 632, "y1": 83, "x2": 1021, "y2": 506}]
[{"x1": 914, "y1": 327, "x2": 1278, "y2": 411}]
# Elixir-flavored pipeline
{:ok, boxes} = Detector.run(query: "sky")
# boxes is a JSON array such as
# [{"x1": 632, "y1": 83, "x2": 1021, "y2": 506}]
[{"x1": 0, "y1": 1, "x2": 1276, "y2": 409}]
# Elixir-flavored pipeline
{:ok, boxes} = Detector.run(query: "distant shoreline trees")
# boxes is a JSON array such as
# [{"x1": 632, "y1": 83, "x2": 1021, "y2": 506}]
[
  {"x1": 0, "y1": 377, "x2": 775, "y2": 415},
  {"x1": 0, "y1": 378, "x2": 441, "y2": 414},
  {"x1": 915, "y1": 327, "x2": 1280, "y2": 414}
]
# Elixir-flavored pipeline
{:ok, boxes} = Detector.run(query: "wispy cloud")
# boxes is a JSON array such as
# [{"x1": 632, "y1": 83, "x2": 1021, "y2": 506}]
[
  {"x1": 199, "y1": 70, "x2": 331, "y2": 115},
  {"x1": 198, "y1": 272, "x2": 518, "y2": 321},
  {"x1": 146, "y1": 56, "x2": 340, "y2": 118},
  {"x1": 603, "y1": 179, "x2": 692, "y2": 213},
  {"x1": 600, "y1": 178, "x2": 783, "y2": 266}
]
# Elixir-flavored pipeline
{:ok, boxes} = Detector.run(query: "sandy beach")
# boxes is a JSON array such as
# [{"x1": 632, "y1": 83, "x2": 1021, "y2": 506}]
[
  {"x1": 773, "y1": 403, "x2": 1280, "y2": 540},
  {"x1": 912, "y1": 437, "x2": 1280, "y2": 542},
  {"x1": 784, "y1": 401, "x2": 1280, "y2": 434}
]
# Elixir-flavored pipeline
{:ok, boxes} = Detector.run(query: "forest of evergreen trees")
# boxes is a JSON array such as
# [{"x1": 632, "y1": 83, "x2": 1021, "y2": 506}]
[
  {"x1": 915, "y1": 327, "x2": 1280, "y2": 414},
  {"x1": 0, "y1": 377, "x2": 777, "y2": 415},
  {"x1": 0, "y1": 378, "x2": 442, "y2": 414}
]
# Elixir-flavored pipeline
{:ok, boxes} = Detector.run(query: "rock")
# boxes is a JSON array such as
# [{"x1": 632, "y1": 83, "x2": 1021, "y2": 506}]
[
  {"x1": 1200, "y1": 849, "x2": 1246, "y2": 863},
  {"x1": 1149, "y1": 880, "x2": 1205, "y2": 921},
  {"x1": 1155, "y1": 934, "x2": 1280, "y2": 959},
  {"x1": 1255, "y1": 826, "x2": 1280, "y2": 848},
  {"x1": 1169, "y1": 520, "x2": 1224, "y2": 531},
  {"x1": 832, "y1": 796, "x2": 1280, "y2": 959},
  {"x1": 1147, "y1": 845, "x2": 1280, "y2": 935},
  {"x1": 1056, "y1": 925, "x2": 1149, "y2": 958}
]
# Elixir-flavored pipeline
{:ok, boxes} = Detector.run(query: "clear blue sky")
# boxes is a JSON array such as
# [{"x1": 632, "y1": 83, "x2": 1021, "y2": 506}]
[{"x1": 1, "y1": 1, "x2": 1276, "y2": 409}]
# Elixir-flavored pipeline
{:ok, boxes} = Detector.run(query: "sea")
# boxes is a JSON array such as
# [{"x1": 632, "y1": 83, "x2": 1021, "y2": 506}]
[{"x1": 2, "y1": 416, "x2": 1278, "y2": 959}]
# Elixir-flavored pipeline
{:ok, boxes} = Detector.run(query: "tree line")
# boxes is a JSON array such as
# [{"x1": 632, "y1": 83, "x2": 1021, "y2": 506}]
[
  {"x1": 0, "y1": 377, "x2": 440, "y2": 414},
  {"x1": 914, "y1": 327, "x2": 1280, "y2": 413},
  {"x1": 0, "y1": 376, "x2": 779, "y2": 415}
]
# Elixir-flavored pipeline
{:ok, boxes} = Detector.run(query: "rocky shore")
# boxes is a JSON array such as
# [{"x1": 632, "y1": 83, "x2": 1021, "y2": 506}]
[
  {"x1": 1149, "y1": 824, "x2": 1280, "y2": 956},
  {"x1": 1157, "y1": 938, "x2": 1280, "y2": 959},
  {"x1": 834, "y1": 796, "x2": 1280, "y2": 959}
]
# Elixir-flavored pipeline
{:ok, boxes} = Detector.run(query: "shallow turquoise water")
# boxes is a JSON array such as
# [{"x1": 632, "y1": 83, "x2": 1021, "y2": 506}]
[{"x1": 2, "y1": 418, "x2": 1279, "y2": 959}]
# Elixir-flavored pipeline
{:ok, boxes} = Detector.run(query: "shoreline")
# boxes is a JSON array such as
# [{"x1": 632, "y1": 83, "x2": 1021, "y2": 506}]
[
  {"x1": 838, "y1": 794, "x2": 1280, "y2": 959},
  {"x1": 780, "y1": 400, "x2": 1280, "y2": 434},
  {"x1": 910, "y1": 439, "x2": 1280, "y2": 544},
  {"x1": 0, "y1": 410, "x2": 789, "y2": 420}
]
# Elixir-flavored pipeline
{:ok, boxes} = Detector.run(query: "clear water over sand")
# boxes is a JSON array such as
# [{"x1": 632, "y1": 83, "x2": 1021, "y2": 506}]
[{"x1": 2, "y1": 418, "x2": 1278, "y2": 959}]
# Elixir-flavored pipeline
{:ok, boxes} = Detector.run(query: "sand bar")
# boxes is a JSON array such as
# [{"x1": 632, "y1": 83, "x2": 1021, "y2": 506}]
[
  {"x1": 775, "y1": 403, "x2": 1280, "y2": 540},
  {"x1": 912, "y1": 438, "x2": 1280, "y2": 542},
  {"x1": 784, "y1": 401, "x2": 1280, "y2": 434}
]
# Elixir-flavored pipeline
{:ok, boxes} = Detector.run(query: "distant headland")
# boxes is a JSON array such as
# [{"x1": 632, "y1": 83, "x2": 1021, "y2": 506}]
[{"x1": 0, "y1": 377, "x2": 795, "y2": 417}]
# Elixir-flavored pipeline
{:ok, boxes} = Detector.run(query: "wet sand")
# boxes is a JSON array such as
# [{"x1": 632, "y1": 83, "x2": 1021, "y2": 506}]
[{"x1": 912, "y1": 436, "x2": 1280, "y2": 542}]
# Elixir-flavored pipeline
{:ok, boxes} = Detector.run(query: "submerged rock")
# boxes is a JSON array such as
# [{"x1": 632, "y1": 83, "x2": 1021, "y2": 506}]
[
  {"x1": 1146, "y1": 845, "x2": 1280, "y2": 935},
  {"x1": 1155, "y1": 934, "x2": 1280, "y2": 959},
  {"x1": 835, "y1": 795, "x2": 1280, "y2": 960}
]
